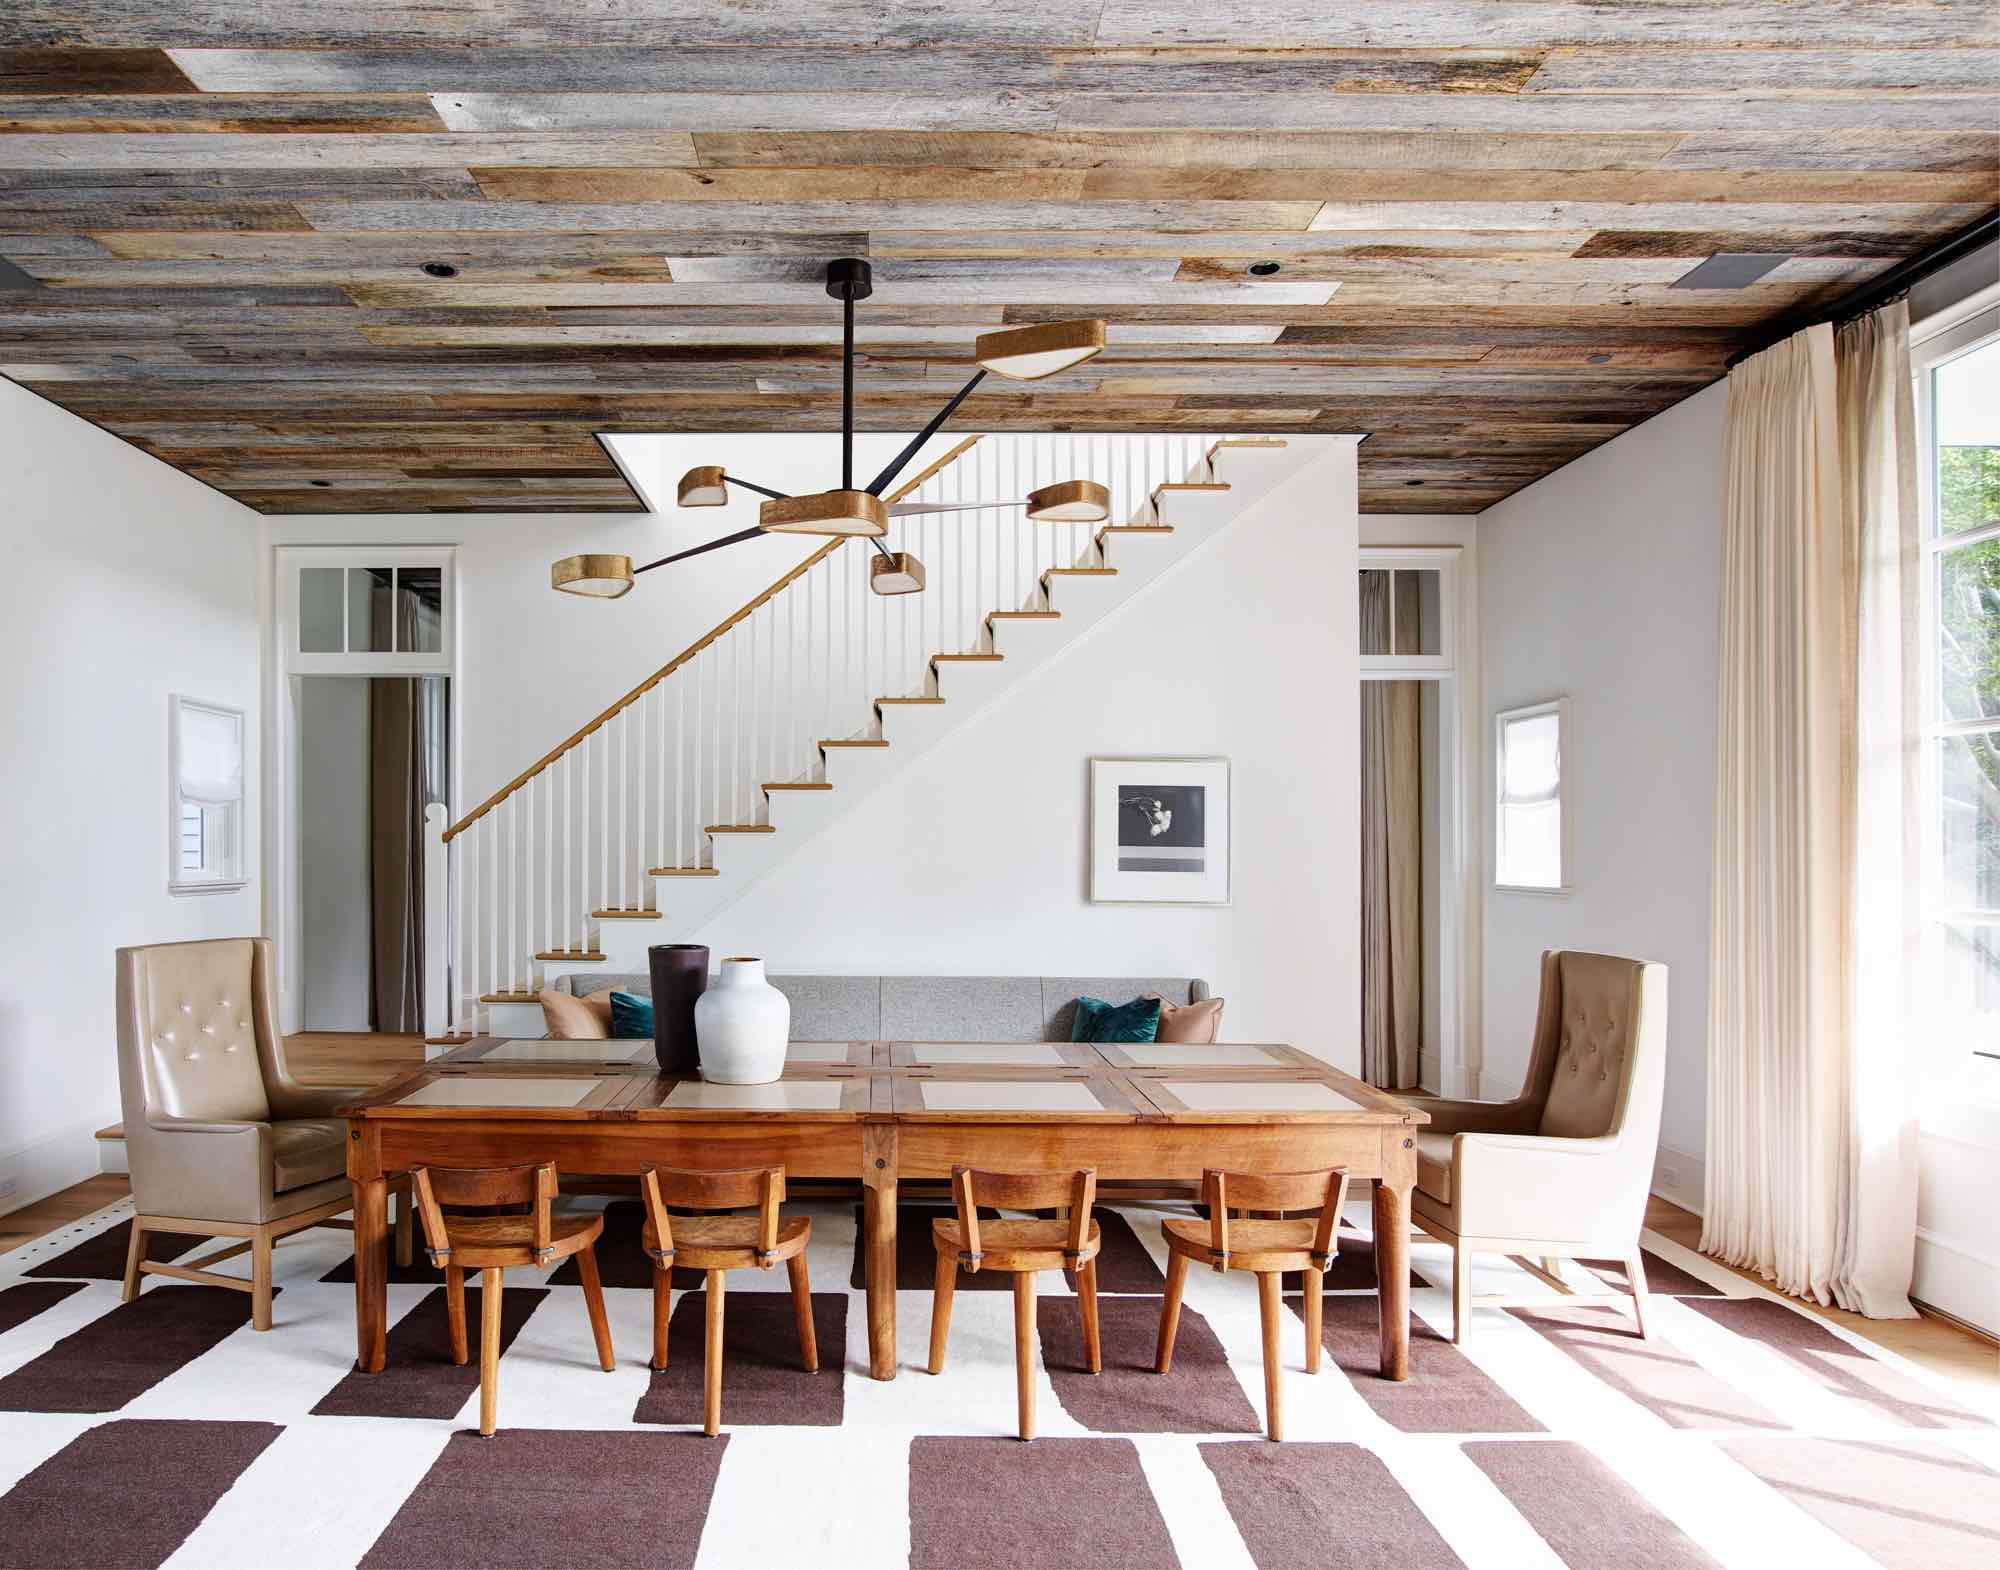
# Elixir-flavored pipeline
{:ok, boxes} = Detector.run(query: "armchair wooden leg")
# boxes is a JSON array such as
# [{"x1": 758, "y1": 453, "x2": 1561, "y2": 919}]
[
  {"x1": 122, "y1": 1219, "x2": 146, "y2": 1303},
  {"x1": 1155, "y1": 1249, "x2": 1189, "y2": 1375},
  {"x1": 927, "y1": 1248, "x2": 956, "y2": 1375},
  {"x1": 251, "y1": 1231, "x2": 274, "y2": 1332},
  {"x1": 1626, "y1": 1249, "x2": 1655, "y2": 1341},
  {"x1": 649, "y1": 1262, "x2": 670, "y2": 1374},
  {"x1": 1451, "y1": 1242, "x2": 1470, "y2": 1346},
  {"x1": 702, "y1": 1270, "x2": 726, "y2": 1438},
  {"x1": 1012, "y1": 1272, "x2": 1037, "y2": 1442},
  {"x1": 785, "y1": 1253, "x2": 819, "y2": 1373},
  {"x1": 1303, "y1": 1265, "x2": 1324, "y2": 1374},
  {"x1": 576, "y1": 1245, "x2": 615, "y2": 1372},
  {"x1": 1076, "y1": 1258, "x2": 1102, "y2": 1375},
  {"x1": 1256, "y1": 1271, "x2": 1284, "y2": 1442},
  {"x1": 478, "y1": 1267, "x2": 503, "y2": 1438},
  {"x1": 445, "y1": 1267, "x2": 469, "y2": 1365}
]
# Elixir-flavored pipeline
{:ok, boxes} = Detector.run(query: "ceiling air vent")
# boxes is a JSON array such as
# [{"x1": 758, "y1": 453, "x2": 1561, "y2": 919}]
[{"x1": 1670, "y1": 253, "x2": 1791, "y2": 290}]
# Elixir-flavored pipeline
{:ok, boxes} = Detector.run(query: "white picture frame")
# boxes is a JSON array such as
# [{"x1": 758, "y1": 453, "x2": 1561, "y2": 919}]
[
  {"x1": 1494, "y1": 698, "x2": 1570, "y2": 894},
  {"x1": 169, "y1": 694, "x2": 247, "y2": 896},
  {"x1": 1089, "y1": 756, "x2": 1231, "y2": 905}
]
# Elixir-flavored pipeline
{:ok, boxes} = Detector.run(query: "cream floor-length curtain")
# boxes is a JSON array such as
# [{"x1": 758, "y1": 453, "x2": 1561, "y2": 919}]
[{"x1": 1704, "y1": 303, "x2": 1921, "y2": 1318}]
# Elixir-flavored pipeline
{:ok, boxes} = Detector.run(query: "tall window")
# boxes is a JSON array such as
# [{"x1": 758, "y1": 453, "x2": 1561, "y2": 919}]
[{"x1": 1918, "y1": 307, "x2": 2000, "y2": 1067}]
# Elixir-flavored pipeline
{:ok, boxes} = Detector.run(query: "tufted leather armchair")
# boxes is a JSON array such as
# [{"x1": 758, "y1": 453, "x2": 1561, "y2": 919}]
[
  {"x1": 114, "y1": 937, "x2": 401, "y2": 1328},
  {"x1": 1403, "y1": 949, "x2": 1667, "y2": 1344}
]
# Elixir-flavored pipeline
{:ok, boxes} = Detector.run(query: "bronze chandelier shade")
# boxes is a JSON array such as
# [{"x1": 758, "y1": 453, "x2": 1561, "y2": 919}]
[{"x1": 554, "y1": 259, "x2": 1111, "y2": 600}]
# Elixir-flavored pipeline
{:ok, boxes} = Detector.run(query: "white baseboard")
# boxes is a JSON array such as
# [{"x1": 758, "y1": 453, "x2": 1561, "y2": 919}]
[
  {"x1": 0, "y1": 1118, "x2": 111, "y2": 1219},
  {"x1": 1651, "y1": 1142, "x2": 1705, "y2": 1216}
]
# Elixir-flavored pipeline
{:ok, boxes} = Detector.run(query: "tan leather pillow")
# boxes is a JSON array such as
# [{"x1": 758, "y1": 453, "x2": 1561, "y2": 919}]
[
  {"x1": 539, "y1": 987, "x2": 614, "y2": 1040},
  {"x1": 1152, "y1": 995, "x2": 1224, "y2": 1044}
]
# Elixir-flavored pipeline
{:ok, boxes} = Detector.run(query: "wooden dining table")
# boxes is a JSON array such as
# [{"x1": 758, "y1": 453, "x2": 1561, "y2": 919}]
[{"x1": 341, "y1": 1038, "x2": 1427, "y2": 1382}]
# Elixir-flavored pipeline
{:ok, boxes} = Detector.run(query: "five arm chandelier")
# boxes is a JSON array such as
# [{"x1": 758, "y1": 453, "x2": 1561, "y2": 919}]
[{"x1": 550, "y1": 258, "x2": 1111, "y2": 601}]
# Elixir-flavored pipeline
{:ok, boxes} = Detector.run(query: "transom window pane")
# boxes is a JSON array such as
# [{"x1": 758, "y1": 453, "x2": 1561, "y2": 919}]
[
  {"x1": 298, "y1": 567, "x2": 344, "y2": 653},
  {"x1": 1358, "y1": 566, "x2": 1443, "y2": 658}
]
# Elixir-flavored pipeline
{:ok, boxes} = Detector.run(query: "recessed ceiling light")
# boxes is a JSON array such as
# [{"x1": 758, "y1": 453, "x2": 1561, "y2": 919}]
[
  {"x1": 310, "y1": 479, "x2": 330, "y2": 487},
  {"x1": 421, "y1": 261, "x2": 460, "y2": 279},
  {"x1": 1248, "y1": 261, "x2": 1282, "y2": 277},
  {"x1": 1405, "y1": 479, "x2": 1425, "y2": 487}
]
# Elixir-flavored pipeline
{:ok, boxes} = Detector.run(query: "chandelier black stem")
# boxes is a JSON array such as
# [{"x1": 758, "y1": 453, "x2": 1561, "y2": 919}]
[
  {"x1": 842, "y1": 291, "x2": 855, "y2": 490},
  {"x1": 633, "y1": 524, "x2": 765, "y2": 575},
  {"x1": 865, "y1": 368, "x2": 987, "y2": 498}
]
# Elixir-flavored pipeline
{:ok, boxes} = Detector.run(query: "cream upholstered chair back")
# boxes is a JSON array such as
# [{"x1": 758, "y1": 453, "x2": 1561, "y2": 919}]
[
  {"x1": 1531, "y1": 950, "x2": 1654, "y2": 1141},
  {"x1": 122, "y1": 939, "x2": 272, "y2": 1125}
]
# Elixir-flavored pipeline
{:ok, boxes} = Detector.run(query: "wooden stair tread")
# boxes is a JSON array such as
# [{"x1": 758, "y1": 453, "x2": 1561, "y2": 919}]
[
  {"x1": 1209, "y1": 437, "x2": 1288, "y2": 454},
  {"x1": 1098, "y1": 525, "x2": 1173, "y2": 535},
  {"x1": 764, "y1": 781, "x2": 833, "y2": 791},
  {"x1": 932, "y1": 652, "x2": 1002, "y2": 661},
  {"x1": 591, "y1": 908, "x2": 661, "y2": 919},
  {"x1": 706, "y1": 823, "x2": 775, "y2": 833},
  {"x1": 820, "y1": 737, "x2": 889, "y2": 747},
  {"x1": 95, "y1": 1123, "x2": 123, "y2": 1141},
  {"x1": 988, "y1": 610, "x2": 1060, "y2": 620},
  {"x1": 425, "y1": 1032, "x2": 476, "y2": 1046},
  {"x1": 651, "y1": 866, "x2": 719, "y2": 876},
  {"x1": 1043, "y1": 567, "x2": 1117, "y2": 577},
  {"x1": 480, "y1": 991, "x2": 539, "y2": 1004},
  {"x1": 876, "y1": 696, "x2": 943, "y2": 705},
  {"x1": 536, "y1": 950, "x2": 605, "y2": 962},
  {"x1": 1154, "y1": 482, "x2": 1230, "y2": 492}
]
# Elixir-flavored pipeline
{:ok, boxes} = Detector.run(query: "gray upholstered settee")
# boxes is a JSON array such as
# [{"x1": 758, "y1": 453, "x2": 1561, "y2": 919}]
[{"x1": 549, "y1": 973, "x2": 1210, "y2": 1042}]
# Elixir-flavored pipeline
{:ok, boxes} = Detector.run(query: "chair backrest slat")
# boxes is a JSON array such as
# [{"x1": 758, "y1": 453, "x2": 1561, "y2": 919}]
[
  {"x1": 1201, "y1": 1167, "x2": 1350, "y2": 1274},
  {"x1": 640, "y1": 1165, "x2": 787, "y2": 1266},
  {"x1": 951, "y1": 1166, "x2": 1097, "y2": 1272},
  {"x1": 410, "y1": 1162, "x2": 559, "y2": 1267}
]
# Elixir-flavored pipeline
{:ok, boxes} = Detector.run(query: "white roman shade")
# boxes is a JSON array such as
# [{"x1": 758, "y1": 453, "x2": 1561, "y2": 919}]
[{"x1": 177, "y1": 702, "x2": 243, "y2": 806}]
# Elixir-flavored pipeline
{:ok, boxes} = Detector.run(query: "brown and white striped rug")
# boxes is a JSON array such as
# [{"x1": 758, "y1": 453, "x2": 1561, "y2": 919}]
[{"x1": 0, "y1": 1195, "x2": 1992, "y2": 1570}]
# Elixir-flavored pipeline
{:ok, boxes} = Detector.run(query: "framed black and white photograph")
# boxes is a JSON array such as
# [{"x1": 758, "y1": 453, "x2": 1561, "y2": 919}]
[{"x1": 1089, "y1": 757, "x2": 1230, "y2": 904}]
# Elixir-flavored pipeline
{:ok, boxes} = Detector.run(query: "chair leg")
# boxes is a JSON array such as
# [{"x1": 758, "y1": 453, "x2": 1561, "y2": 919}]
[
  {"x1": 394, "y1": 1191, "x2": 414, "y2": 1270},
  {"x1": 251, "y1": 1231, "x2": 274, "y2": 1332},
  {"x1": 1077, "y1": 1258, "x2": 1102, "y2": 1375},
  {"x1": 787, "y1": 1253, "x2": 818, "y2": 1373},
  {"x1": 1451, "y1": 1242, "x2": 1471, "y2": 1346},
  {"x1": 576, "y1": 1245, "x2": 615, "y2": 1372},
  {"x1": 1257, "y1": 1271, "x2": 1284, "y2": 1442},
  {"x1": 1012, "y1": 1272, "x2": 1037, "y2": 1442},
  {"x1": 927, "y1": 1248, "x2": 957, "y2": 1375},
  {"x1": 1303, "y1": 1265, "x2": 1324, "y2": 1375},
  {"x1": 445, "y1": 1267, "x2": 469, "y2": 1365},
  {"x1": 702, "y1": 1269, "x2": 726, "y2": 1438},
  {"x1": 650, "y1": 1262, "x2": 670, "y2": 1374},
  {"x1": 122, "y1": 1218, "x2": 146, "y2": 1302},
  {"x1": 1626, "y1": 1249, "x2": 1655, "y2": 1341},
  {"x1": 478, "y1": 1267, "x2": 503, "y2": 1438},
  {"x1": 1155, "y1": 1248, "x2": 1189, "y2": 1375}
]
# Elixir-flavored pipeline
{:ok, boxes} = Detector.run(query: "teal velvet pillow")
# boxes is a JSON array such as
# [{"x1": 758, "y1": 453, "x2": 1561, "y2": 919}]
[
  {"x1": 608, "y1": 991, "x2": 655, "y2": 1040},
  {"x1": 1070, "y1": 994, "x2": 1162, "y2": 1044}
]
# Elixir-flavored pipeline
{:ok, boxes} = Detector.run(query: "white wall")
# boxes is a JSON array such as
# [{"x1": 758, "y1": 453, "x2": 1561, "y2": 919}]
[
  {"x1": 297, "y1": 677, "x2": 371, "y2": 1030},
  {"x1": 692, "y1": 449, "x2": 1364, "y2": 1062},
  {"x1": 1475, "y1": 384, "x2": 1725, "y2": 1208},
  {"x1": 0, "y1": 380, "x2": 263, "y2": 1210}
]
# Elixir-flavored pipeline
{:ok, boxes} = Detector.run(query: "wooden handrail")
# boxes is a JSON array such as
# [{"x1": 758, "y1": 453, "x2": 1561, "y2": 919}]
[{"x1": 444, "y1": 434, "x2": 984, "y2": 842}]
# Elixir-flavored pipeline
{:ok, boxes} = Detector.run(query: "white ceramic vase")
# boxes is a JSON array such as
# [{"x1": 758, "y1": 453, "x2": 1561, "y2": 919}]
[{"x1": 693, "y1": 956, "x2": 790, "y2": 1084}]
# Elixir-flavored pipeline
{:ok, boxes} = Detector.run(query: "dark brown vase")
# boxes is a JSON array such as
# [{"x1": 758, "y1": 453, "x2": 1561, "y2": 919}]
[{"x1": 647, "y1": 943, "x2": 708, "y2": 1074}]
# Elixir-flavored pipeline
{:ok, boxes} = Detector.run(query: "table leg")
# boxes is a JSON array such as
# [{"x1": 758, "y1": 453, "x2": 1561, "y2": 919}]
[
  {"x1": 863, "y1": 1123, "x2": 898, "y2": 1381},
  {"x1": 1374, "y1": 1177, "x2": 1411, "y2": 1382},
  {"x1": 353, "y1": 1176, "x2": 388, "y2": 1373}
]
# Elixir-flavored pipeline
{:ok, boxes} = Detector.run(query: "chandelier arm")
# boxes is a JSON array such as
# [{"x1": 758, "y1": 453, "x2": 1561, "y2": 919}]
[
  {"x1": 864, "y1": 368, "x2": 986, "y2": 497},
  {"x1": 723, "y1": 475, "x2": 790, "y2": 501},
  {"x1": 887, "y1": 499, "x2": 1026, "y2": 517},
  {"x1": 632, "y1": 524, "x2": 766, "y2": 574}
]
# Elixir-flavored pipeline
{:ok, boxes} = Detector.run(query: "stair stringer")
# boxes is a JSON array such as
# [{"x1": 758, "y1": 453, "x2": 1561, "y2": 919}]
[{"x1": 482, "y1": 437, "x2": 1346, "y2": 1027}]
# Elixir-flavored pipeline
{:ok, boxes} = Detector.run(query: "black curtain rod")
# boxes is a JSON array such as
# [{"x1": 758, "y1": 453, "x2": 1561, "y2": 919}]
[{"x1": 1725, "y1": 212, "x2": 1999, "y2": 369}]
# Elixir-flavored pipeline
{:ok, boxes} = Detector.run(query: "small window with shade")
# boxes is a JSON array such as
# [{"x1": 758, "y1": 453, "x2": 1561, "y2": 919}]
[
  {"x1": 170, "y1": 695, "x2": 246, "y2": 894},
  {"x1": 1495, "y1": 698, "x2": 1569, "y2": 894}
]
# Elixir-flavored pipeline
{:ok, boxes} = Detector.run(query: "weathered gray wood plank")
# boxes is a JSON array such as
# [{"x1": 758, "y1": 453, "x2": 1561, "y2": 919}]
[
  {"x1": 0, "y1": 131, "x2": 700, "y2": 168},
  {"x1": 0, "y1": 47, "x2": 197, "y2": 92},
  {"x1": 0, "y1": 94, "x2": 443, "y2": 133},
  {"x1": 1525, "y1": 47, "x2": 2000, "y2": 95},
  {"x1": 434, "y1": 92, "x2": 1062, "y2": 133},
  {"x1": 300, "y1": 199, "x2": 1329, "y2": 232}
]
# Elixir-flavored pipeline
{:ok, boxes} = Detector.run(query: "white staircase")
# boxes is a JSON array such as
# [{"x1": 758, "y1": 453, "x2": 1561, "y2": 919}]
[{"x1": 427, "y1": 432, "x2": 1327, "y2": 1041}]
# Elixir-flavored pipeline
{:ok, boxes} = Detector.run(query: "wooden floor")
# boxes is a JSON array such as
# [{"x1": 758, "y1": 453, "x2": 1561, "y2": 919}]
[{"x1": 24, "y1": 1032, "x2": 1997, "y2": 1386}]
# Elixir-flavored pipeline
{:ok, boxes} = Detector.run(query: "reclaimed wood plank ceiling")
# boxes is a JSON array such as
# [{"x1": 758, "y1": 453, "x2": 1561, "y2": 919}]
[{"x1": 1, "y1": 4, "x2": 1994, "y2": 515}]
